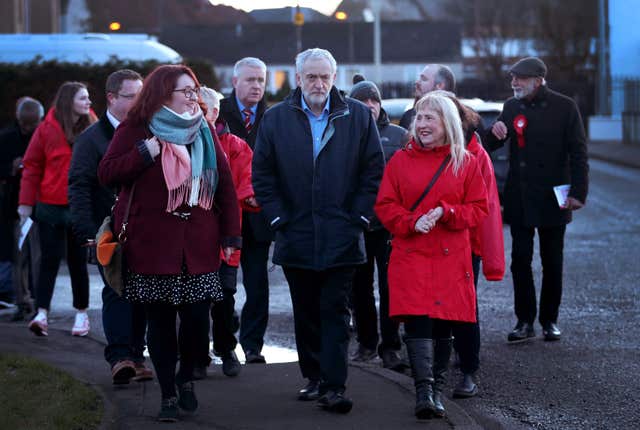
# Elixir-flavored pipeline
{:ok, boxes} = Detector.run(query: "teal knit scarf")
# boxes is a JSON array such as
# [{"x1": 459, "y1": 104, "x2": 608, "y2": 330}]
[{"x1": 149, "y1": 106, "x2": 218, "y2": 210}]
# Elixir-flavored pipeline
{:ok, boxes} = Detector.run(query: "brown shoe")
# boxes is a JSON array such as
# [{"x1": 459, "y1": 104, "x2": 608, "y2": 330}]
[
  {"x1": 112, "y1": 360, "x2": 136, "y2": 385},
  {"x1": 133, "y1": 362, "x2": 154, "y2": 381}
]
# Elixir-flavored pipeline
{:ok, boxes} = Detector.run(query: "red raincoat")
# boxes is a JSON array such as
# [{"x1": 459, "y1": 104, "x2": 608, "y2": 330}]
[
  {"x1": 467, "y1": 134, "x2": 505, "y2": 281},
  {"x1": 375, "y1": 141, "x2": 488, "y2": 322}
]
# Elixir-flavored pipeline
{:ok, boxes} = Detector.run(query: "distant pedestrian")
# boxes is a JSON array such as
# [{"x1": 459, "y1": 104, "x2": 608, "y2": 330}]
[
  {"x1": 484, "y1": 57, "x2": 589, "y2": 342},
  {"x1": 98, "y1": 65, "x2": 241, "y2": 422},
  {"x1": 19, "y1": 82, "x2": 97, "y2": 337},
  {"x1": 0, "y1": 97, "x2": 43, "y2": 316},
  {"x1": 348, "y1": 78, "x2": 409, "y2": 371},
  {"x1": 219, "y1": 57, "x2": 272, "y2": 364},
  {"x1": 375, "y1": 92, "x2": 488, "y2": 419},
  {"x1": 68, "y1": 69, "x2": 153, "y2": 385},
  {"x1": 253, "y1": 48, "x2": 384, "y2": 414},
  {"x1": 195, "y1": 86, "x2": 257, "y2": 378}
]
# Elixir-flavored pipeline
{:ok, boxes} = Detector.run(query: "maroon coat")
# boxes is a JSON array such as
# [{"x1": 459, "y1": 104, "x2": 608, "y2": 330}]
[
  {"x1": 375, "y1": 142, "x2": 488, "y2": 323},
  {"x1": 97, "y1": 119, "x2": 241, "y2": 275}
]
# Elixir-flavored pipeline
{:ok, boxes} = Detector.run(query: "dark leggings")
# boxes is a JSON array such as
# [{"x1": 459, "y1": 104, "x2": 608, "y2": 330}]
[
  {"x1": 404, "y1": 316, "x2": 454, "y2": 340},
  {"x1": 35, "y1": 221, "x2": 88, "y2": 310},
  {"x1": 145, "y1": 300, "x2": 211, "y2": 399}
]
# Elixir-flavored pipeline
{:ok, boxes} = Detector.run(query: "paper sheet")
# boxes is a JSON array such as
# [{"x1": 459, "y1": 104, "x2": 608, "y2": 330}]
[
  {"x1": 18, "y1": 217, "x2": 33, "y2": 250},
  {"x1": 553, "y1": 184, "x2": 571, "y2": 208}
]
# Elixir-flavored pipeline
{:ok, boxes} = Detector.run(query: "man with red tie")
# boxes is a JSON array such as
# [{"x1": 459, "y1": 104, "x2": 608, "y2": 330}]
[{"x1": 219, "y1": 57, "x2": 272, "y2": 364}]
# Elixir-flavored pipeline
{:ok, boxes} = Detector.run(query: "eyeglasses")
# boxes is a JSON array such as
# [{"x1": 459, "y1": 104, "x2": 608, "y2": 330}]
[
  {"x1": 173, "y1": 87, "x2": 200, "y2": 99},
  {"x1": 117, "y1": 93, "x2": 138, "y2": 99}
]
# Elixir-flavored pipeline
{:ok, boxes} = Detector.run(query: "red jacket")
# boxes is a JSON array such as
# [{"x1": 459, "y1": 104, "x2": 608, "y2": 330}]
[
  {"x1": 97, "y1": 119, "x2": 241, "y2": 275},
  {"x1": 375, "y1": 141, "x2": 488, "y2": 323},
  {"x1": 19, "y1": 109, "x2": 72, "y2": 206},
  {"x1": 467, "y1": 134, "x2": 505, "y2": 281},
  {"x1": 216, "y1": 122, "x2": 256, "y2": 267}
]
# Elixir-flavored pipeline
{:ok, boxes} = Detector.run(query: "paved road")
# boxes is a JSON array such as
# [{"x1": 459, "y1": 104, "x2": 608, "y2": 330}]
[{"x1": 4, "y1": 158, "x2": 639, "y2": 429}]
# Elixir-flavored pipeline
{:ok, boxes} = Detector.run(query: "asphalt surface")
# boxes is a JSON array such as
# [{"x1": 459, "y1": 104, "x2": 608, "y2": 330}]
[{"x1": 1, "y1": 140, "x2": 639, "y2": 429}]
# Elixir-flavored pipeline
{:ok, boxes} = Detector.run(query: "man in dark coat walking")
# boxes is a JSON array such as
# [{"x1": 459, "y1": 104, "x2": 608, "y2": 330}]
[
  {"x1": 68, "y1": 69, "x2": 153, "y2": 384},
  {"x1": 484, "y1": 57, "x2": 589, "y2": 342},
  {"x1": 253, "y1": 48, "x2": 384, "y2": 413},
  {"x1": 0, "y1": 97, "x2": 43, "y2": 314},
  {"x1": 219, "y1": 57, "x2": 272, "y2": 364}
]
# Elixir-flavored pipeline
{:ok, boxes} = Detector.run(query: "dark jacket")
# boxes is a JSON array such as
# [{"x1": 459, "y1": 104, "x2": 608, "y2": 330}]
[
  {"x1": 399, "y1": 106, "x2": 416, "y2": 130},
  {"x1": 97, "y1": 118, "x2": 241, "y2": 275},
  {"x1": 220, "y1": 90, "x2": 272, "y2": 242},
  {"x1": 68, "y1": 114, "x2": 116, "y2": 242},
  {"x1": 252, "y1": 86, "x2": 385, "y2": 270},
  {"x1": 484, "y1": 85, "x2": 589, "y2": 227},
  {"x1": 0, "y1": 122, "x2": 32, "y2": 222},
  {"x1": 369, "y1": 108, "x2": 407, "y2": 231}
]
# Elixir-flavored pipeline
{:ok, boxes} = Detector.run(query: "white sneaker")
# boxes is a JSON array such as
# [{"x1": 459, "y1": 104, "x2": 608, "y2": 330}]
[
  {"x1": 71, "y1": 312, "x2": 90, "y2": 337},
  {"x1": 29, "y1": 312, "x2": 48, "y2": 337}
]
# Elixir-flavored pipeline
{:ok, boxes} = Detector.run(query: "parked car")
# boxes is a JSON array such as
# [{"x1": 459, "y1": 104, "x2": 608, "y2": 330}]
[{"x1": 381, "y1": 97, "x2": 508, "y2": 199}]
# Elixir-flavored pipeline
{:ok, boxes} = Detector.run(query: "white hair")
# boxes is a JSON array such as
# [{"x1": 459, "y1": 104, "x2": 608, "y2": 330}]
[
  {"x1": 199, "y1": 86, "x2": 222, "y2": 111},
  {"x1": 233, "y1": 57, "x2": 267, "y2": 77},
  {"x1": 295, "y1": 48, "x2": 337, "y2": 74},
  {"x1": 412, "y1": 92, "x2": 469, "y2": 176}
]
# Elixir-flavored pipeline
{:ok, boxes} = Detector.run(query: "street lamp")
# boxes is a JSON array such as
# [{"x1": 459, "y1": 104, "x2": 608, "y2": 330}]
[
  {"x1": 293, "y1": 4, "x2": 304, "y2": 53},
  {"x1": 335, "y1": 11, "x2": 348, "y2": 21},
  {"x1": 109, "y1": 21, "x2": 121, "y2": 31},
  {"x1": 369, "y1": 0, "x2": 382, "y2": 83}
]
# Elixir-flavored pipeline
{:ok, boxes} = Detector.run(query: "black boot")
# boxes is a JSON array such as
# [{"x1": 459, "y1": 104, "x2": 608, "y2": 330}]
[
  {"x1": 405, "y1": 338, "x2": 437, "y2": 419},
  {"x1": 432, "y1": 337, "x2": 452, "y2": 418}
]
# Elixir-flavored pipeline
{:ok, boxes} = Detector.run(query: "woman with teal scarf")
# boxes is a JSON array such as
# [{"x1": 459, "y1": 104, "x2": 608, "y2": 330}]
[{"x1": 98, "y1": 65, "x2": 242, "y2": 422}]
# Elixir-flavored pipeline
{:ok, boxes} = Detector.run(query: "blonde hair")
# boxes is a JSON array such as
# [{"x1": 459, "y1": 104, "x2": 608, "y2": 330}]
[{"x1": 411, "y1": 92, "x2": 469, "y2": 175}]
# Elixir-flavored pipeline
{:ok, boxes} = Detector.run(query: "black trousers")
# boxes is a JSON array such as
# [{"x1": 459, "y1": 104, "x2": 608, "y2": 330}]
[
  {"x1": 351, "y1": 229, "x2": 401, "y2": 353},
  {"x1": 510, "y1": 224, "x2": 566, "y2": 325},
  {"x1": 452, "y1": 254, "x2": 481, "y2": 375},
  {"x1": 239, "y1": 228, "x2": 270, "y2": 354},
  {"x1": 99, "y1": 266, "x2": 147, "y2": 366},
  {"x1": 35, "y1": 221, "x2": 88, "y2": 311},
  {"x1": 283, "y1": 265, "x2": 355, "y2": 392},
  {"x1": 145, "y1": 300, "x2": 211, "y2": 399},
  {"x1": 211, "y1": 262, "x2": 238, "y2": 355}
]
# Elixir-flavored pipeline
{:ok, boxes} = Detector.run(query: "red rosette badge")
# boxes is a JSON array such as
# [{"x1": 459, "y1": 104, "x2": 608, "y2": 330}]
[{"x1": 513, "y1": 114, "x2": 528, "y2": 148}]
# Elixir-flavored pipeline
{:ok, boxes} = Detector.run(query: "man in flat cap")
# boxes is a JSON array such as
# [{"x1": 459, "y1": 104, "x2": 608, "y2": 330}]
[{"x1": 484, "y1": 57, "x2": 589, "y2": 342}]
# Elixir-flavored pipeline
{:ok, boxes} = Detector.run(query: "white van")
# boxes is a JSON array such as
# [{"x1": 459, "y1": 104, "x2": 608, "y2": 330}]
[{"x1": 0, "y1": 33, "x2": 182, "y2": 64}]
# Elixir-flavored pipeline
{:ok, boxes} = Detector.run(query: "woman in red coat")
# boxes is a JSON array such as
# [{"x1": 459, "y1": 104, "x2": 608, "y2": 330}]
[
  {"x1": 375, "y1": 92, "x2": 488, "y2": 419},
  {"x1": 98, "y1": 65, "x2": 241, "y2": 422},
  {"x1": 19, "y1": 81, "x2": 97, "y2": 338}
]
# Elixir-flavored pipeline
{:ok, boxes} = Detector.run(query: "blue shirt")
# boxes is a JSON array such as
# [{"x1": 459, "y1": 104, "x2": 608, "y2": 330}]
[
  {"x1": 236, "y1": 99, "x2": 257, "y2": 126},
  {"x1": 301, "y1": 94, "x2": 330, "y2": 160}
]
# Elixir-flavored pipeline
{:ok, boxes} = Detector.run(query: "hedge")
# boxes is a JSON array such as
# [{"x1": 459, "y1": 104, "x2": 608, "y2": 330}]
[{"x1": 0, "y1": 57, "x2": 218, "y2": 126}]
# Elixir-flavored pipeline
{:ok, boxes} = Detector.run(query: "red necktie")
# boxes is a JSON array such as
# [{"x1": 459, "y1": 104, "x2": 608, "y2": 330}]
[{"x1": 243, "y1": 108, "x2": 252, "y2": 132}]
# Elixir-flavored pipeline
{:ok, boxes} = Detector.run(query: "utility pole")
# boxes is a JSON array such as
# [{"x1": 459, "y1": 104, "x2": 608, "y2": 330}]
[
  {"x1": 370, "y1": 0, "x2": 382, "y2": 83},
  {"x1": 596, "y1": 0, "x2": 611, "y2": 115},
  {"x1": 294, "y1": 4, "x2": 304, "y2": 53}
]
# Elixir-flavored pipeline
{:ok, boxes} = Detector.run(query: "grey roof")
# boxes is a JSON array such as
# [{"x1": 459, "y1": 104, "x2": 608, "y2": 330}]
[{"x1": 161, "y1": 21, "x2": 461, "y2": 65}]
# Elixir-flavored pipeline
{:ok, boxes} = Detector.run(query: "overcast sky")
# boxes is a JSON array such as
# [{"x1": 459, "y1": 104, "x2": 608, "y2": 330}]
[{"x1": 208, "y1": 1, "x2": 342, "y2": 16}]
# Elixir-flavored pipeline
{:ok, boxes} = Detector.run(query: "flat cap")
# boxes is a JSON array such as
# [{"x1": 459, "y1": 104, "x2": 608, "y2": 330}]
[{"x1": 510, "y1": 57, "x2": 547, "y2": 78}]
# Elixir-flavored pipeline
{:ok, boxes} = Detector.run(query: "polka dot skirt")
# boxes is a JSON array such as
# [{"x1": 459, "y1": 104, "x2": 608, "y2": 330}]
[{"x1": 124, "y1": 269, "x2": 223, "y2": 306}]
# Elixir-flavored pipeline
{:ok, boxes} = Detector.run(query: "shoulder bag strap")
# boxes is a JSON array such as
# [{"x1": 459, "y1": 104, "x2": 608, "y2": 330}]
[
  {"x1": 409, "y1": 154, "x2": 451, "y2": 211},
  {"x1": 118, "y1": 184, "x2": 136, "y2": 243}
]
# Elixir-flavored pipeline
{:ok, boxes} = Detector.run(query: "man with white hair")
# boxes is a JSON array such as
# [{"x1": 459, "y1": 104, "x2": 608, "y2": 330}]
[
  {"x1": 252, "y1": 48, "x2": 384, "y2": 413},
  {"x1": 219, "y1": 57, "x2": 272, "y2": 364}
]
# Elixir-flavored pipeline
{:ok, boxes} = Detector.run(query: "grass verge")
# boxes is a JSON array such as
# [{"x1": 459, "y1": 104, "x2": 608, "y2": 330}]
[{"x1": 0, "y1": 352, "x2": 103, "y2": 430}]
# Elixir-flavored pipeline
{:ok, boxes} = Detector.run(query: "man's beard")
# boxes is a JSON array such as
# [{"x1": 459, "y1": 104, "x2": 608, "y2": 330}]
[{"x1": 513, "y1": 81, "x2": 537, "y2": 99}]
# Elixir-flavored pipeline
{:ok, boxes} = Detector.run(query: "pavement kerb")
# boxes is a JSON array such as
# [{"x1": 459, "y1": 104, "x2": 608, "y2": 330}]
[{"x1": 349, "y1": 361, "x2": 482, "y2": 429}]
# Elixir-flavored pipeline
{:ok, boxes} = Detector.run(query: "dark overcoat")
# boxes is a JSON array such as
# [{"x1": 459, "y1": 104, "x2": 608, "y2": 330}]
[{"x1": 484, "y1": 85, "x2": 589, "y2": 227}]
